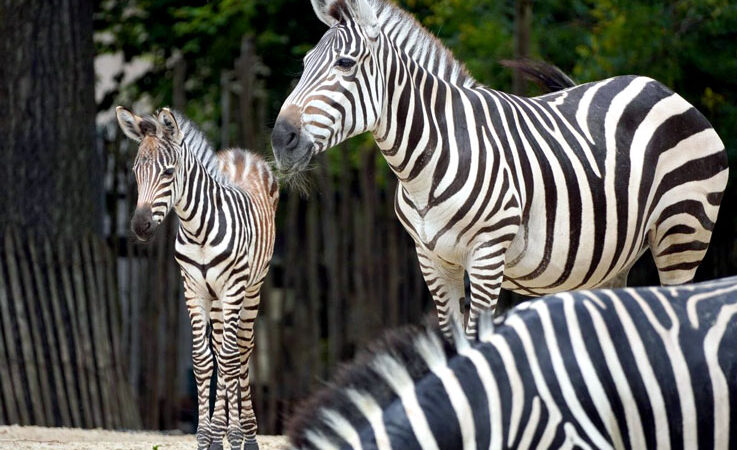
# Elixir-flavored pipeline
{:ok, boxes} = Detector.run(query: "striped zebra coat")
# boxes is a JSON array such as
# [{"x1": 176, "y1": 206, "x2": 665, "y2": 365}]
[
  {"x1": 271, "y1": 0, "x2": 729, "y2": 337},
  {"x1": 117, "y1": 107, "x2": 278, "y2": 450},
  {"x1": 288, "y1": 276, "x2": 737, "y2": 449}
]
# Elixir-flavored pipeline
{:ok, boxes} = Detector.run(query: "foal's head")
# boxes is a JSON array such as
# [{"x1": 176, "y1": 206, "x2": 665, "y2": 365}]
[{"x1": 116, "y1": 107, "x2": 184, "y2": 242}]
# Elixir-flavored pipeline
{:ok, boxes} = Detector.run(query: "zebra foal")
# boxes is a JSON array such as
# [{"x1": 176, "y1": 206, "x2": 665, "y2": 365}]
[
  {"x1": 271, "y1": 0, "x2": 729, "y2": 337},
  {"x1": 288, "y1": 276, "x2": 737, "y2": 449},
  {"x1": 117, "y1": 107, "x2": 278, "y2": 450}
]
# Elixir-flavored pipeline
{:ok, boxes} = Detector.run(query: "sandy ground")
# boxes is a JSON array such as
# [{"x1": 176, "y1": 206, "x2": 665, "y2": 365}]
[{"x1": 0, "y1": 426, "x2": 288, "y2": 449}]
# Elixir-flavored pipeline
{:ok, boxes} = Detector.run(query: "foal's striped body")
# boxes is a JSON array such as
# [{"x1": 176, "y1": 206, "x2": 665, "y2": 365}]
[{"x1": 118, "y1": 107, "x2": 277, "y2": 450}]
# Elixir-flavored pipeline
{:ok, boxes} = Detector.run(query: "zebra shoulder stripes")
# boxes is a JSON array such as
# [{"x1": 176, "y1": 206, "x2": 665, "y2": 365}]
[
  {"x1": 271, "y1": 0, "x2": 729, "y2": 338},
  {"x1": 116, "y1": 107, "x2": 278, "y2": 450},
  {"x1": 288, "y1": 276, "x2": 737, "y2": 449}
]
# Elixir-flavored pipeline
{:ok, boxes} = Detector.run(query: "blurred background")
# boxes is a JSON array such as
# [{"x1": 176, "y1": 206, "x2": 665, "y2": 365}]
[{"x1": 0, "y1": 0, "x2": 735, "y2": 435}]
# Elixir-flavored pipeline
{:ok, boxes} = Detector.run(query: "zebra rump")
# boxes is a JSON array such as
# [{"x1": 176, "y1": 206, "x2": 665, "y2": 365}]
[{"x1": 288, "y1": 277, "x2": 737, "y2": 449}]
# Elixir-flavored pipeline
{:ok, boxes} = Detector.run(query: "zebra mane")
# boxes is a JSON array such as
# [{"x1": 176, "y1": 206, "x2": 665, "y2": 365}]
[
  {"x1": 371, "y1": 0, "x2": 476, "y2": 88},
  {"x1": 166, "y1": 110, "x2": 227, "y2": 184},
  {"x1": 286, "y1": 314, "x2": 500, "y2": 448}
]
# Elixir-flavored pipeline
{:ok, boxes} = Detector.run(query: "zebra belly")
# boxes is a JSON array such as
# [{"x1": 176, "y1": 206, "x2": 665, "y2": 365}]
[{"x1": 500, "y1": 208, "x2": 649, "y2": 296}]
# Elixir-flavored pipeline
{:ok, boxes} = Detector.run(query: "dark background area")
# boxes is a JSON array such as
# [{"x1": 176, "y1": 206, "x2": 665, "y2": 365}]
[{"x1": 0, "y1": 0, "x2": 735, "y2": 434}]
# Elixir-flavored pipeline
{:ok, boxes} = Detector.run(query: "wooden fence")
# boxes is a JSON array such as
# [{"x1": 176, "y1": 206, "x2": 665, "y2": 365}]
[{"x1": 0, "y1": 228, "x2": 140, "y2": 428}]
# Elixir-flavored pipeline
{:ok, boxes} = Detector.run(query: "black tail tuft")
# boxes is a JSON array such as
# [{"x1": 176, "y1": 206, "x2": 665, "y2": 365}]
[{"x1": 501, "y1": 58, "x2": 576, "y2": 93}]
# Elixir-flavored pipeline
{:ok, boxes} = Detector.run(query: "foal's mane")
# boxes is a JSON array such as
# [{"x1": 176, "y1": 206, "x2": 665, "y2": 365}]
[{"x1": 162, "y1": 111, "x2": 227, "y2": 183}]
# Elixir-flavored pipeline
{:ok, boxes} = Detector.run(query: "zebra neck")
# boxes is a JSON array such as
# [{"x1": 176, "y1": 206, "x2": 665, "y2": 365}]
[
  {"x1": 372, "y1": 43, "x2": 494, "y2": 209},
  {"x1": 174, "y1": 151, "x2": 223, "y2": 242}
]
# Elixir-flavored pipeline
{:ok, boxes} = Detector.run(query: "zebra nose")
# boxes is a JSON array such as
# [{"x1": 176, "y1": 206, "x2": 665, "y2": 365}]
[
  {"x1": 131, "y1": 206, "x2": 155, "y2": 241},
  {"x1": 272, "y1": 117, "x2": 300, "y2": 152}
]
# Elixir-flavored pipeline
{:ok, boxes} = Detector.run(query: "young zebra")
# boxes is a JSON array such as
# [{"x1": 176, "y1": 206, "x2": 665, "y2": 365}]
[
  {"x1": 117, "y1": 107, "x2": 278, "y2": 450},
  {"x1": 271, "y1": 0, "x2": 729, "y2": 337},
  {"x1": 288, "y1": 276, "x2": 737, "y2": 449}
]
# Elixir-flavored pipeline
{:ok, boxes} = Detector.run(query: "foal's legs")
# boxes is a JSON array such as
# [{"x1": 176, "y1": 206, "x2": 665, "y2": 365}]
[
  {"x1": 208, "y1": 300, "x2": 227, "y2": 450},
  {"x1": 238, "y1": 292, "x2": 260, "y2": 449},
  {"x1": 184, "y1": 289, "x2": 214, "y2": 450}
]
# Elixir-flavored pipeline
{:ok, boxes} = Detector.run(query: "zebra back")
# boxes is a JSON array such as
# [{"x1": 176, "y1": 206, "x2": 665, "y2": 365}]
[
  {"x1": 217, "y1": 149, "x2": 279, "y2": 209},
  {"x1": 288, "y1": 277, "x2": 737, "y2": 449}
]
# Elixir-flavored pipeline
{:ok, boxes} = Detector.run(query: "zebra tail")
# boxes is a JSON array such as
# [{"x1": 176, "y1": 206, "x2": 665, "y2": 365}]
[{"x1": 500, "y1": 58, "x2": 576, "y2": 92}]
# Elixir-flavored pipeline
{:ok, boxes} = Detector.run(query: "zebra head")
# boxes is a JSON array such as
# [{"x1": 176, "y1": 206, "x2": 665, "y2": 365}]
[
  {"x1": 272, "y1": 0, "x2": 383, "y2": 172},
  {"x1": 116, "y1": 106, "x2": 184, "y2": 242}
]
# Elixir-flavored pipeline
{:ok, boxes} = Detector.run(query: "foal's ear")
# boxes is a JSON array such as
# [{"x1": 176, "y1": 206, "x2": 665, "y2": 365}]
[
  {"x1": 157, "y1": 108, "x2": 182, "y2": 142},
  {"x1": 116, "y1": 106, "x2": 144, "y2": 142},
  {"x1": 311, "y1": 0, "x2": 377, "y2": 34}
]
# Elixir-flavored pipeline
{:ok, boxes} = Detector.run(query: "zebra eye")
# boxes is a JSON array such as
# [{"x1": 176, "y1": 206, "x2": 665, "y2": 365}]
[
  {"x1": 335, "y1": 57, "x2": 356, "y2": 70},
  {"x1": 163, "y1": 167, "x2": 175, "y2": 176}
]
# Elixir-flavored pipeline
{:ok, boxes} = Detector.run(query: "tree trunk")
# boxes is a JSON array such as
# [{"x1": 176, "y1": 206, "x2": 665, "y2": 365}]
[
  {"x1": 513, "y1": 0, "x2": 532, "y2": 96},
  {"x1": 0, "y1": 0, "x2": 100, "y2": 239}
]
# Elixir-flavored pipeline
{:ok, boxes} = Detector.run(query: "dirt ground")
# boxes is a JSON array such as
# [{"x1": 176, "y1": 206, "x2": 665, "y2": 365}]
[{"x1": 0, "y1": 426, "x2": 289, "y2": 449}]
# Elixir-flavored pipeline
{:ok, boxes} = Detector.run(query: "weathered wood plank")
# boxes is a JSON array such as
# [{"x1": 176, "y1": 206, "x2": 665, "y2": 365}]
[
  {"x1": 82, "y1": 236, "x2": 113, "y2": 428},
  {"x1": 28, "y1": 234, "x2": 71, "y2": 427},
  {"x1": 43, "y1": 235, "x2": 81, "y2": 427},
  {"x1": 71, "y1": 240, "x2": 103, "y2": 427},
  {"x1": 97, "y1": 237, "x2": 125, "y2": 429},
  {"x1": 4, "y1": 230, "x2": 45, "y2": 425},
  {"x1": 0, "y1": 252, "x2": 19, "y2": 424},
  {"x1": 58, "y1": 240, "x2": 94, "y2": 427},
  {"x1": 16, "y1": 234, "x2": 56, "y2": 426}
]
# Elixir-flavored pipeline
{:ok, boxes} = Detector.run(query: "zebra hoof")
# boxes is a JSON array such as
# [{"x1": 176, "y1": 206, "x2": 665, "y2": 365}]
[
  {"x1": 227, "y1": 427, "x2": 244, "y2": 449},
  {"x1": 208, "y1": 441, "x2": 224, "y2": 450},
  {"x1": 196, "y1": 429, "x2": 211, "y2": 450},
  {"x1": 243, "y1": 437, "x2": 259, "y2": 450}
]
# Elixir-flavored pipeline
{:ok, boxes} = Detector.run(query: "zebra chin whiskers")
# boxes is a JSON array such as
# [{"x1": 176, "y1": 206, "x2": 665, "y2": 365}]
[{"x1": 276, "y1": 164, "x2": 316, "y2": 198}]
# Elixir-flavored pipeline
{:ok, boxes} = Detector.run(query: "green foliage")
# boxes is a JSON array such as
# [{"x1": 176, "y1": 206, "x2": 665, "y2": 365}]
[
  {"x1": 572, "y1": 0, "x2": 737, "y2": 159},
  {"x1": 96, "y1": 0, "x2": 325, "y2": 136}
]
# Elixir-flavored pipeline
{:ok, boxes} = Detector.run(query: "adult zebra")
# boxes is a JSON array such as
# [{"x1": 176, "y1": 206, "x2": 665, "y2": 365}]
[
  {"x1": 288, "y1": 276, "x2": 737, "y2": 449},
  {"x1": 117, "y1": 107, "x2": 278, "y2": 450},
  {"x1": 271, "y1": 0, "x2": 729, "y2": 337}
]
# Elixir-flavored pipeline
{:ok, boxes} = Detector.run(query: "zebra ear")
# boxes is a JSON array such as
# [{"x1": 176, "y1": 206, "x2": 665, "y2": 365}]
[
  {"x1": 311, "y1": 0, "x2": 377, "y2": 34},
  {"x1": 346, "y1": 0, "x2": 378, "y2": 37},
  {"x1": 310, "y1": 0, "x2": 339, "y2": 27},
  {"x1": 157, "y1": 108, "x2": 182, "y2": 141},
  {"x1": 116, "y1": 106, "x2": 144, "y2": 142}
]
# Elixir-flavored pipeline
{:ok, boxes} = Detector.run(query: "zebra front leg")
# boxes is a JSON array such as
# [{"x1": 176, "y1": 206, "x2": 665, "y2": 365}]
[
  {"x1": 466, "y1": 243, "x2": 509, "y2": 337},
  {"x1": 415, "y1": 245, "x2": 465, "y2": 340},
  {"x1": 221, "y1": 302, "x2": 246, "y2": 450},
  {"x1": 208, "y1": 301, "x2": 227, "y2": 450},
  {"x1": 239, "y1": 296, "x2": 260, "y2": 450},
  {"x1": 185, "y1": 294, "x2": 215, "y2": 450}
]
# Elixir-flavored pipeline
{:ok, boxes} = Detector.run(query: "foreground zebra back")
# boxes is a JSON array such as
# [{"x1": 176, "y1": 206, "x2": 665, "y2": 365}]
[{"x1": 288, "y1": 277, "x2": 737, "y2": 449}]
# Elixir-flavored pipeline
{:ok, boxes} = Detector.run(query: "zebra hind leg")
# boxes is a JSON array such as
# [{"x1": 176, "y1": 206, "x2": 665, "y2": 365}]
[
  {"x1": 239, "y1": 303, "x2": 259, "y2": 450},
  {"x1": 649, "y1": 220, "x2": 710, "y2": 286}
]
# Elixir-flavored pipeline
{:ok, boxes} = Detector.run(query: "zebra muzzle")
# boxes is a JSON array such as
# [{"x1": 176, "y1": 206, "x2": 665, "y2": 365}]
[
  {"x1": 131, "y1": 206, "x2": 156, "y2": 242},
  {"x1": 271, "y1": 105, "x2": 313, "y2": 171}
]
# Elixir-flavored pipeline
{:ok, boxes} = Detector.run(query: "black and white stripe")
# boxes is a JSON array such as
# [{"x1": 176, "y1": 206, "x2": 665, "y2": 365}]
[
  {"x1": 117, "y1": 107, "x2": 278, "y2": 450},
  {"x1": 272, "y1": 0, "x2": 729, "y2": 338},
  {"x1": 288, "y1": 276, "x2": 737, "y2": 449}
]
